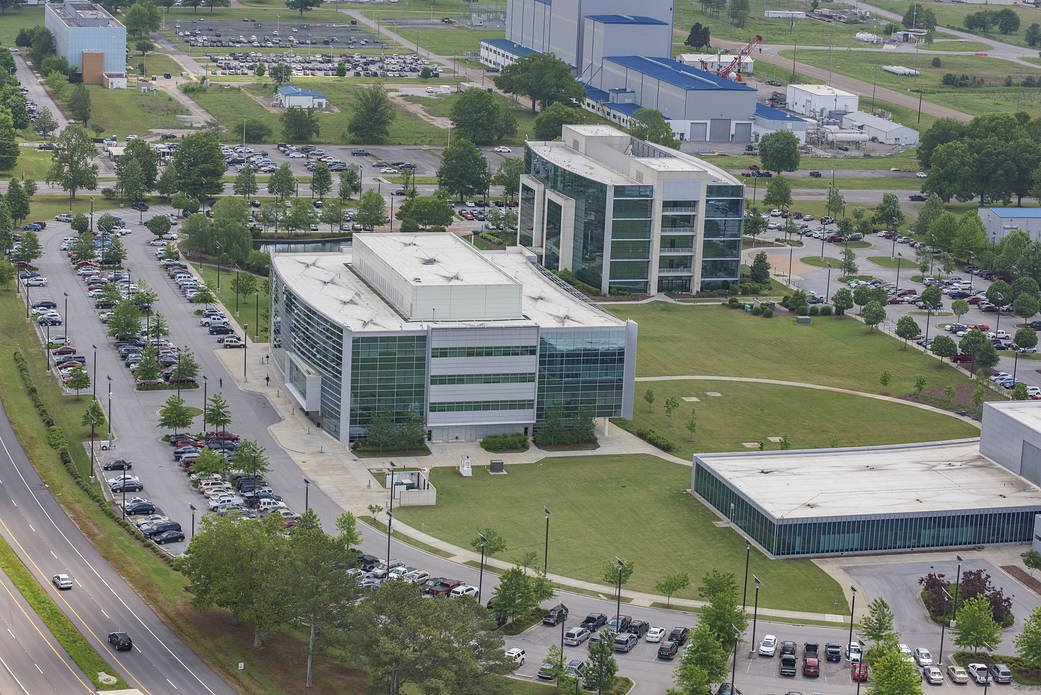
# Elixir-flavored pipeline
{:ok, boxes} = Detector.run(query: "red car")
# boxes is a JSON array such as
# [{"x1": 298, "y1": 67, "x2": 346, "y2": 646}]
[
  {"x1": 968, "y1": 323, "x2": 990, "y2": 332},
  {"x1": 951, "y1": 353, "x2": 973, "y2": 363},
  {"x1": 804, "y1": 658, "x2": 820, "y2": 677},
  {"x1": 897, "y1": 288, "x2": 917, "y2": 296},
  {"x1": 169, "y1": 436, "x2": 202, "y2": 448},
  {"x1": 888, "y1": 297, "x2": 906, "y2": 304},
  {"x1": 428, "y1": 579, "x2": 465, "y2": 596},
  {"x1": 206, "y1": 431, "x2": 241, "y2": 442},
  {"x1": 51, "y1": 346, "x2": 77, "y2": 356},
  {"x1": 852, "y1": 663, "x2": 869, "y2": 682},
  {"x1": 966, "y1": 296, "x2": 984, "y2": 305}
]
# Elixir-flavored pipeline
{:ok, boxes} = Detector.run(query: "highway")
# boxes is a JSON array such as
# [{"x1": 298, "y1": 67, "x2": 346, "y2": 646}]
[{"x1": 0, "y1": 398, "x2": 237, "y2": 695}]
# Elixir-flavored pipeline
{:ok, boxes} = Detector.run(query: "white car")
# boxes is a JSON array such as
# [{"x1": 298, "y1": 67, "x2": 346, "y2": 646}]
[
  {"x1": 917, "y1": 172, "x2": 927, "y2": 178},
  {"x1": 505, "y1": 647, "x2": 525, "y2": 666},
  {"x1": 381, "y1": 167, "x2": 399, "y2": 174},
  {"x1": 51, "y1": 573, "x2": 73, "y2": 590},
  {"x1": 449, "y1": 584, "x2": 478, "y2": 598},
  {"x1": 758, "y1": 634, "x2": 777, "y2": 656},
  {"x1": 923, "y1": 666, "x2": 943, "y2": 684},
  {"x1": 149, "y1": 239, "x2": 167, "y2": 247},
  {"x1": 493, "y1": 146, "x2": 512, "y2": 153},
  {"x1": 563, "y1": 626, "x2": 591, "y2": 646},
  {"x1": 898, "y1": 644, "x2": 915, "y2": 665},
  {"x1": 289, "y1": 152, "x2": 306, "y2": 158},
  {"x1": 25, "y1": 276, "x2": 48, "y2": 286},
  {"x1": 914, "y1": 647, "x2": 932, "y2": 666},
  {"x1": 967, "y1": 663, "x2": 992, "y2": 684},
  {"x1": 646, "y1": 626, "x2": 667, "y2": 643}
]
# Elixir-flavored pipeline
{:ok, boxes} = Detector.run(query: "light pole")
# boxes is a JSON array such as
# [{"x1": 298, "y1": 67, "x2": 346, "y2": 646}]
[
  {"x1": 938, "y1": 586, "x2": 952, "y2": 664},
  {"x1": 741, "y1": 539, "x2": 751, "y2": 609},
  {"x1": 847, "y1": 586, "x2": 857, "y2": 655},
  {"x1": 176, "y1": 350, "x2": 182, "y2": 403},
  {"x1": 215, "y1": 241, "x2": 223, "y2": 292},
  {"x1": 304, "y1": 476, "x2": 310, "y2": 510},
  {"x1": 543, "y1": 506, "x2": 550, "y2": 575},
  {"x1": 952, "y1": 555, "x2": 963, "y2": 625},
  {"x1": 477, "y1": 532, "x2": 487, "y2": 603},
  {"x1": 731, "y1": 624, "x2": 740, "y2": 693},
  {"x1": 982, "y1": 644, "x2": 994, "y2": 695},
  {"x1": 88, "y1": 413, "x2": 96, "y2": 482},
  {"x1": 243, "y1": 324, "x2": 248, "y2": 382},
  {"x1": 89, "y1": 196, "x2": 94, "y2": 234},
  {"x1": 189, "y1": 503, "x2": 196, "y2": 538},
  {"x1": 614, "y1": 558, "x2": 624, "y2": 634},
  {"x1": 106, "y1": 376, "x2": 112, "y2": 442},
  {"x1": 787, "y1": 245, "x2": 793, "y2": 287},
  {"x1": 202, "y1": 375, "x2": 208, "y2": 432},
  {"x1": 254, "y1": 288, "x2": 260, "y2": 341},
  {"x1": 235, "y1": 270, "x2": 240, "y2": 315},
  {"x1": 750, "y1": 575, "x2": 761, "y2": 658},
  {"x1": 895, "y1": 253, "x2": 902, "y2": 294},
  {"x1": 91, "y1": 344, "x2": 97, "y2": 402},
  {"x1": 825, "y1": 263, "x2": 832, "y2": 306},
  {"x1": 386, "y1": 462, "x2": 396, "y2": 570},
  {"x1": 63, "y1": 292, "x2": 68, "y2": 340}
]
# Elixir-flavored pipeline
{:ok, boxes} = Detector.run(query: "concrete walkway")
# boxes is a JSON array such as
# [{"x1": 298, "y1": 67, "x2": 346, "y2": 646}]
[{"x1": 635, "y1": 375, "x2": 982, "y2": 428}]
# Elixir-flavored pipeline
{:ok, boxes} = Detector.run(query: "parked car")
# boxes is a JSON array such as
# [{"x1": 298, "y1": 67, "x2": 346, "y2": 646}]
[
  {"x1": 914, "y1": 647, "x2": 933, "y2": 666},
  {"x1": 967, "y1": 664, "x2": 992, "y2": 684},
  {"x1": 989, "y1": 664, "x2": 1012, "y2": 684},
  {"x1": 669, "y1": 627, "x2": 690, "y2": 645},
  {"x1": 153, "y1": 529, "x2": 186, "y2": 544},
  {"x1": 657, "y1": 640, "x2": 680, "y2": 660},
  {"x1": 803, "y1": 656, "x2": 820, "y2": 677},
  {"x1": 543, "y1": 603, "x2": 568, "y2": 625},
  {"x1": 564, "y1": 626, "x2": 591, "y2": 646},
  {"x1": 947, "y1": 666, "x2": 969, "y2": 684},
  {"x1": 646, "y1": 627, "x2": 667, "y2": 643},
  {"x1": 102, "y1": 459, "x2": 132, "y2": 471},
  {"x1": 852, "y1": 663, "x2": 869, "y2": 682},
  {"x1": 825, "y1": 643, "x2": 842, "y2": 662},
  {"x1": 504, "y1": 648, "x2": 525, "y2": 667},
  {"x1": 581, "y1": 613, "x2": 607, "y2": 631},
  {"x1": 780, "y1": 654, "x2": 797, "y2": 677},
  {"x1": 613, "y1": 632, "x2": 638, "y2": 653},
  {"x1": 759, "y1": 634, "x2": 777, "y2": 656},
  {"x1": 923, "y1": 666, "x2": 944, "y2": 684}
]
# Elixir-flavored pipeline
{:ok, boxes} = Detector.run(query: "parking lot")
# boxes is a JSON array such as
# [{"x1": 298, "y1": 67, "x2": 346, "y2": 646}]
[{"x1": 170, "y1": 18, "x2": 380, "y2": 50}]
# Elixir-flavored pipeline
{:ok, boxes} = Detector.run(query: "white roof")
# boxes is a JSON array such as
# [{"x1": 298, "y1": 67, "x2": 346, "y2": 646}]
[
  {"x1": 354, "y1": 233, "x2": 516, "y2": 289},
  {"x1": 789, "y1": 84, "x2": 856, "y2": 98},
  {"x1": 272, "y1": 242, "x2": 623, "y2": 333},
  {"x1": 842, "y1": 110, "x2": 915, "y2": 133},
  {"x1": 985, "y1": 400, "x2": 1041, "y2": 428},
  {"x1": 696, "y1": 440, "x2": 1041, "y2": 520}
]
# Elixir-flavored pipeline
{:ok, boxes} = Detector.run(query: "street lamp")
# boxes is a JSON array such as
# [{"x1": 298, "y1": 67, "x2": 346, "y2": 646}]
[
  {"x1": 386, "y1": 462, "x2": 396, "y2": 570},
  {"x1": 543, "y1": 506, "x2": 551, "y2": 575},
  {"x1": 847, "y1": 585, "x2": 857, "y2": 656},
  {"x1": 106, "y1": 376, "x2": 112, "y2": 442},
  {"x1": 91, "y1": 344, "x2": 97, "y2": 402},
  {"x1": 741, "y1": 539, "x2": 751, "y2": 610},
  {"x1": 304, "y1": 476, "x2": 310, "y2": 510},
  {"x1": 63, "y1": 292, "x2": 68, "y2": 340},
  {"x1": 477, "y1": 532, "x2": 487, "y2": 603},
  {"x1": 202, "y1": 375, "x2": 208, "y2": 432},
  {"x1": 982, "y1": 643, "x2": 995, "y2": 695},
  {"x1": 89, "y1": 196, "x2": 94, "y2": 234},
  {"x1": 235, "y1": 270, "x2": 240, "y2": 315},
  {"x1": 952, "y1": 555, "x2": 964, "y2": 625},
  {"x1": 730, "y1": 624, "x2": 741, "y2": 694},
  {"x1": 895, "y1": 253, "x2": 903, "y2": 294},
  {"x1": 215, "y1": 241, "x2": 223, "y2": 292},
  {"x1": 243, "y1": 324, "x2": 248, "y2": 382},
  {"x1": 938, "y1": 586, "x2": 952, "y2": 663},
  {"x1": 176, "y1": 350, "x2": 182, "y2": 403},
  {"x1": 825, "y1": 263, "x2": 833, "y2": 306},
  {"x1": 88, "y1": 413, "x2": 96, "y2": 482},
  {"x1": 787, "y1": 245, "x2": 793, "y2": 287},
  {"x1": 614, "y1": 557, "x2": 625, "y2": 635},
  {"x1": 189, "y1": 503, "x2": 196, "y2": 538},
  {"x1": 750, "y1": 575, "x2": 761, "y2": 658}
]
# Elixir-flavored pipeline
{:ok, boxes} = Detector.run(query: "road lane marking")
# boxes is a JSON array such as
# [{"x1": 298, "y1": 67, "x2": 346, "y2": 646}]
[
  {"x1": 101, "y1": 609, "x2": 109, "y2": 619},
  {"x1": 167, "y1": 677, "x2": 179, "y2": 690},
  {"x1": 27, "y1": 525, "x2": 33, "y2": 533},
  {"x1": 0, "y1": 433, "x2": 220, "y2": 695},
  {"x1": 9, "y1": 499, "x2": 14, "y2": 507},
  {"x1": 74, "y1": 578, "x2": 82, "y2": 588},
  {"x1": 49, "y1": 550, "x2": 57, "y2": 559},
  {"x1": 6, "y1": 628, "x2": 14, "y2": 639},
  {"x1": 0, "y1": 653, "x2": 29, "y2": 695},
  {"x1": 34, "y1": 663, "x2": 42, "y2": 674},
  {"x1": 0, "y1": 569, "x2": 92, "y2": 692}
]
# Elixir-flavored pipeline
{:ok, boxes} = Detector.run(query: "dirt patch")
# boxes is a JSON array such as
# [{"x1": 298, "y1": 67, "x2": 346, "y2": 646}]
[
  {"x1": 1002, "y1": 564, "x2": 1041, "y2": 597},
  {"x1": 388, "y1": 94, "x2": 450, "y2": 128},
  {"x1": 901, "y1": 381, "x2": 1003, "y2": 414}
]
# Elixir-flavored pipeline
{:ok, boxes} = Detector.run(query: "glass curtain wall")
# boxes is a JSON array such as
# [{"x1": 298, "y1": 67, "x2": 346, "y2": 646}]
[
  {"x1": 349, "y1": 335, "x2": 427, "y2": 441},
  {"x1": 610, "y1": 185, "x2": 653, "y2": 294},
  {"x1": 537, "y1": 328, "x2": 627, "y2": 420},
  {"x1": 519, "y1": 183, "x2": 536, "y2": 247},
  {"x1": 702, "y1": 184, "x2": 745, "y2": 290}
]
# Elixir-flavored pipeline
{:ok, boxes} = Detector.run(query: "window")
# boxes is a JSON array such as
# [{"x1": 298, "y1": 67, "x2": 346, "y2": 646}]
[
  {"x1": 610, "y1": 240, "x2": 650, "y2": 260},
  {"x1": 429, "y1": 400, "x2": 534, "y2": 412},
  {"x1": 544, "y1": 198, "x2": 562, "y2": 270},
  {"x1": 612, "y1": 219, "x2": 651, "y2": 239},
  {"x1": 537, "y1": 328, "x2": 626, "y2": 420},
  {"x1": 612, "y1": 198, "x2": 652, "y2": 219},
  {"x1": 519, "y1": 184, "x2": 536, "y2": 247},
  {"x1": 430, "y1": 373, "x2": 535, "y2": 385},
  {"x1": 350, "y1": 335, "x2": 427, "y2": 441},
  {"x1": 609, "y1": 260, "x2": 649, "y2": 280},
  {"x1": 431, "y1": 345, "x2": 537, "y2": 358}
]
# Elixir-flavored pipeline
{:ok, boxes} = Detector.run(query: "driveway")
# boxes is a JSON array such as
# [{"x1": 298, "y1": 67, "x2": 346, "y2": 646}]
[{"x1": 12, "y1": 50, "x2": 68, "y2": 133}]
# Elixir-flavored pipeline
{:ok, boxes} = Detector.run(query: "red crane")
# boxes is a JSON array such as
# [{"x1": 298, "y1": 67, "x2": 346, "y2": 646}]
[{"x1": 718, "y1": 34, "x2": 762, "y2": 80}]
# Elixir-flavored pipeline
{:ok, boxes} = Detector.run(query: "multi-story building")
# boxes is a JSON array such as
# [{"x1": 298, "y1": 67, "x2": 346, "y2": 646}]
[
  {"x1": 45, "y1": 0, "x2": 126, "y2": 88},
  {"x1": 269, "y1": 233, "x2": 637, "y2": 444},
  {"x1": 518, "y1": 124, "x2": 745, "y2": 295}
]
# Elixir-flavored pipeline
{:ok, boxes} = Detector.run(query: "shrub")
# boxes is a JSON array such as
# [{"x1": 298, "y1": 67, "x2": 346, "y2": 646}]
[
  {"x1": 809, "y1": 305, "x2": 820, "y2": 316},
  {"x1": 797, "y1": 306, "x2": 809, "y2": 316},
  {"x1": 762, "y1": 307, "x2": 773, "y2": 318},
  {"x1": 101, "y1": 187, "x2": 116, "y2": 199},
  {"x1": 932, "y1": 57, "x2": 941, "y2": 68},
  {"x1": 635, "y1": 427, "x2": 674, "y2": 452},
  {"x1": 727, "y1": 296, "x2": 741, "y2": 308},
  {"x1": 819, "y1": 305, "x2": 832, "y2": 316},
  {"x1": 751, "y1": 305, "x2": 764, "y2": 315},
  {"x1": 480, "y1": 433, "x2": 529, "y2": 452}
]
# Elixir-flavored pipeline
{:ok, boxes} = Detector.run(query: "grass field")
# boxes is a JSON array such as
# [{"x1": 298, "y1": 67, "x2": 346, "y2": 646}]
[
  {"x1": 925, "y1": 40, "x2": 993, "y2": 52},
  {"x1": 800, "y1": 255, "x2": 844, "y2": 268},
  {"x1": 867, "y1": 0, "x2": 1041, "y2": 51},
  {"x1": 134, "y1": 52, "x2": 186, "y2": 79},
  {"x1": 57, "y1": 84, "x2": 189, "y2": 138},
  {"x1": 393, "y1": 454, "x2": 848, "y2": 613},
  {"x1": 188, "y1": 81, "x2": 449, "y2": 145},
  {"x1": 701, "y1": 148, "x2": 921, "y2": 172},
  {"x1": 786, "y1": 176, "x2": 923, "y2": 191},
  {"x1": 401, "y1": 90, "x2": 541, "y2": 144},
  {"x1": 675, "y1": 0, "x2": 882, "y2": 47},
  {"x1": 605, "y1": 303, "x2": 973, "y2": 395},
  {"x1": 0, "y1": 6, "x2": 43, "y2": 46},
  {"x1": 0, "y1": 147, "x2": 54, "y2": 181},
  {"x1": 620, "y1": 379, "x2": 978, "y2": 460},
  {"x1": 776, "y1": 49, "x2": 1041, "y2": 118},
  {"x1": 867, "y1": 255, "x2": 913, "y2": 268},
  {"x1": 28, "y1": 195, "x2": 122, "y2": 223},
  {"x1": 162, "y1": 5, "x2": 346, "y2": 24},
  {"x1": 191, "y1": 263, "x2": 270, "y2": 342}
]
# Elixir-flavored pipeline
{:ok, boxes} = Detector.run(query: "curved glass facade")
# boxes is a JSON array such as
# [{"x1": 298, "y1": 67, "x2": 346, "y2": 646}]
[
  {"x1": 694, "y1": 461, "x2": 1041, "y2": 557},
  {"x1": 702, "y1": 184, "x2": 744, "y2": 290},
  {"x1": 537, "y1": 327, "x2": 627, "y2": 420}
]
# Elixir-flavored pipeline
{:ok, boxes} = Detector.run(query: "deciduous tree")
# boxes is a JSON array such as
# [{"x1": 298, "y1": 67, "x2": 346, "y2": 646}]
[
  {"x1": 763, "y1": 176, "x2": 792, "y2": 210},
  {"x1": 655, "y1": 573, "x2": 690, "y2": 607},
  {"x1": 158, "y1": 394, "x2": 193, "y2": 433},
  {"x1": 449, "y1": 88, "x2": 516, "y2": 146},
  {"x1": 437, "y1": 138, "x2": 489, "y2": 202},
  {"x1": 758, "y1": 130, "x2": 800, "y2": 173},
  {"x1": 863, "y1": 300, "x2": 886, "y2": 330},
  {"x1": 896, "y1": 315, "x2": 921, "y2": 348},
  {"x1": 953, "y1": 594, "x2": 1002, "y2": 653},
  {"x1": 698, "y1": 569, "x2": 747, "y2": 648},
  {"x1": 494, "y1": 52, "x2": 584, "y2": 113},
  {"x1": 629, "y1": 108, "x2": 678, "y2": 148},
  {"x1": 354, "y1": 190, "x2": 387, "y2": 228},
  {"x1": 281, "y1": 106, "x2": 320, "y2": 142},
  {"x1": 1015, "y1": 604, "x2": 1041, "y2": 669},
  {"x1": 347, "y1": 84, "x2": 394, "y2": 143},
  {"x1": 47, "y1": 125, "x2": 99, "y2": 205},
  {"x1": 171, "y1": 132, "x2": 227, "y2": 203}
]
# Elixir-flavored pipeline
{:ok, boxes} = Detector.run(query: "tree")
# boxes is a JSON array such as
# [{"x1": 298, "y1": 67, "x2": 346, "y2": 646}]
[
  {"x1": 1015, "y1": 294, "x2": 1040, "y2": 323},
  {"x1": 437, "y1": 138, "x2": 489, "y2": 202},
  {"x1": 101, "y1": 236, "x2": 127, "y2": 266},
  {"x1": 985, "y1": 279, "x2": 1011, "y2": 311},
  {"x1": 749, "y1": 252, "x2": 770, "y2": 284},
  {"x1": 601, "y1": 560, "x2": 635, "y2": 600},
  {"x1": 124, "y1": 0, "x2": 161, "y2": 34},
  {"x1": 729, "y1": 0, "x2": 750, "y2": 27},
  {"x1": 115, "y1": 156, "x2": 146, "y2": 203},
  {"x1": 584, "y1": 631, "x2": 619, "y2": 692},
  {"x1": 838, "y1": 246, "x2": 859, "y2": 278},
  {"x1": 492, "y1": 158, "x2": 523, "y2": 200},
  {"x1": 1015, "y1": 605, "x2": 1041, "y2": 670},
  {"x1": 997, "y1": 7, "x2": 1020, "y2": 34},
  {"x1": 268, "y1": 62, "x2": 292, "y2": 89},
  {"x1": 488, "y1": 567, "x2": 537, "y2": 625},
  {"x1": 1015, "y1": 327, "x2": 1038, "y2": 353},
  {"x1": 124, "y1": 137, "x2": 158, "y2": 190},
  {"x1": 395, "y1": 196, "x2": 453, "y2": 229},
  {"x1": 241, "y1": 118, "x2": 271, "y2": 142},
  {"x1": 135, "y1": 38, "x2": 155, "y2": 56},
  {"x1": 142, "y1": 216, "x2": 172, "y2": 242},
  {"x1": 655, "y1": 573, "x2": 690, "y2": 608},
  {"x1": 953, "y1": 594, "x2": 1002, "y2": 653},
  {"x1": 951, "y1": 299, "x2": 970, "y2": 322},
  {"x1": 960, "y1": 328, "x2": 999, "y2": 370},
  {"x1": 33, "y1": 107, "x2": 58, "y2": 139},
  {"x1": 493, "y1": 52, "x2": 586, "y2": 113},
  {"x1": 858, "y1": 597, "x2": 896, "y2": 645},
  {"x1": 231, "y1": 439, "x2": 271, "y2": 478},
  {"x1": 67, "y1": 366, "x2": 90, "y2": 399},
  {"x1": 913, "y1": 194, "x2": 946, "y2": 238},
  {"x1": 763, "y1": 176, "x2": 792, "y2": 210},
  {"x1": 107, "y1": 300, "x2": 141, "y2": 341},
  {"x1": 286, "y1": 197, "x2": 317, "y2": 233},
  {"x1": 758, "y1": 131, "x2": 800, "y2": 173},
  {"x1": 339, "y1": 166, "x2": 362, "y2": 201},
  {"x1": 18, "y1": 230, "x2": 41, "y2": 264},
  {"x1": 348, "y1": 84, "x2": 394, "y2": 143},
  {"x1": 896, "y1": 315, "x2": 921, "y2": 348},
  {"x1": 190, "y1": 283, "x2": 215, "y2": 305},
  {"x1": 449, "y1": 88, "x2": 516, "y2": 146},
  {"x1": 310, "y1": 162, "x2": 332, "y2": 201},
  {"x1": 158, "y1": 394, "x2": 193, "y2": 433},
  {"x1": 0, "y1": 261, "x2": 13, "y2": 289},
  {"x1": 873, "y1": 192, "x2": 904, "y2": 235},
  {"x1": 698, "y1": 569, "x2": 747, "y2": 649},
  {"x1": 1012, "y1": 383, "x2": 1029, "y2": 400},
  {"x1": 205, "y1": 392, "x2": 232, "y2": 431},
  {"x1": 832, "y1": 287, "x2": 854, "y2": 316},
  {"x1": 921, "y1": 285, "x2": 943, "y2": 311},
  {"x1": 5, "y1": 180, "x2": 29, "y2": 226},
  {"x1": 880, "y1": 370, "x2": 892, "y2": 391},
  {"x1": 684, "y1": 407, "x2": 697, "y2": 442},
  {"x1": 863, "y1": 301, "x2": 886, "y2": 331},
  {"x1": 82, "y1": 399, "x2": 106, "y2": 430},
  {"x1": 1026, "y1": 22, "x2": 1041, "y2": 47},
  {"x1": 68, "y1": 84, "x2": 91, "y2": 126},
  {"x1": 0, "y1": 112, "x2": 16, "y2": 171},
  {"x1": 281, "y1": 106, "x2": 320, "y2": 142},
  {"x1": 903, "y1": 3, "x2": 936, "y2": 30},
  {"x1": 156, "y1": 162, "x2": 178, "y2": 199},
  {"x1": 170, "y1": 350, "x2": 199, "y2": 382},
  {"x1": 534, "y1": 102, "x2": 585, "y2": 141},
  {"x1": 212, "y1": 197, "x2": 252, "y2": 263},
  {"x1": 354, "y1": 190, "x2": 386, "y2": 229},
  {"x1": 671, "y1": 621, "x2": 730, "y2": 695},
  {"x1": 643, "y1": 389, "x2": 655, "y2": 412},
  {"x1": 268, "y1": 162, "x2": 296, "y2": 203},
  {"x1": 826, "y1": 185, "x2": 846, "y2": 222},
  {"x1": 47, "y1": 125, "x2": 99, "y2": 205},
  {"x1": 684, "y1": 23, "x2": 712, "y2": 50},
  {"x1": 743, "y1": 206, "x2": 767, "y2": 246},
  {"x1": 171, "y1": 132, "x2": 227, "y2": 203},
  {"x1": 469, "y1": 528, "x2": 507, "y2": 557},
  {"x1": 867, "y1": 646, "x2": 924, "y2": 695},
  {"x1": 663, "y1": 395, "x2": 680, "y2": 422},
  {"x1": 629, "y1": 108, "x2": 678, "y2": 148},
  {"x1": 285, "y1": 0, "x2": 320, "y2": 15}
]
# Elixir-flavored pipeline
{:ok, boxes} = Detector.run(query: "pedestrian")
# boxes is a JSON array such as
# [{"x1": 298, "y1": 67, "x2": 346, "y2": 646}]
[{"x1": 265, "y1": 375, "x2": 270, "y2": 387}]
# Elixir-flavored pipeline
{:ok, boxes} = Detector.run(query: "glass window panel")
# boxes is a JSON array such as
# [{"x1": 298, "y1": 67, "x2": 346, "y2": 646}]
[
  {"x1": 702, "y1": 239, "x2": 742, "y2": 258},
  {"x1": 612, "y1": 219, "x2": 651, "y2": 239},
  {"x1": 610, "y1": 240, "x2": 650, "y2": 260},
  {"x1": 612, "y1": 198, "x2": 652, "y2": 219},
  {"x1": 609, "y1": 260, "x2": 649, "y2": 280}
]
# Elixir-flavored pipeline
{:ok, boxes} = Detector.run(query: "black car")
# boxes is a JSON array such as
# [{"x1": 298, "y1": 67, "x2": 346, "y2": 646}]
[
  {"x1": 669, "y1": 627, "x2": 690, "y2": 645},
  {"x1": 780, "y1": 640, "x2": 797, "y2": 656},
  {"x1": 38, "y1": 316, "x2": 63, "y2": 326},
  {"x1": 153, "y1": 529, "x2": 185, "y2": 544},
  {"x1": 825, "y1": 643, "x2": 842, "y2": 662},
  {"x1": 124, "y1": 500, "x2": 156, "y2": 515},
  {"x1": 146, "y1": 521, "x2": 182, "y2": 537},
  {"x1": 628, "y1": 620, "x2": 650, "y2": 638},
  {"x1": 543, "y1": 604, "x2": 568, "y2": 626},
  {"x1": 809, "y1": 171, "x2": 822, "y2": 178},
  {"x1": 356, "y1": 553, "x2": 380, "y2": 571},
  {"x1": 108, "y1": 632, "x2": 133, "y2": 651},
  {"x1": 351, "y1": 149, "x2": 370, "y2": 156},
  {"x1": 209, "y1": 325, "x2": 234, "y2": 335},
  {"x1": 32, "y1": 300, "x2": 57, "y2": 310},
  {"x1": 111, "y1": 480, "x2": 143, "y2": 493},
  {"x1": 102, "y1": 459, "x2": 132, "y2": 471},
  {"x1": 607, "y1": 615, "x2": 632, "y2": 634},
  {"x1": 131, "y1": 201, "x2": 149, "y2": 212},
  {"x1": 581, "y1": 613, "x2": 607, "y2": 631},
  {"x1": 909, "y1": 194, "x2": 927, "y2": 201},
  {"x1": 657, "y1": 640, "x2": 680, "y2": 660}
]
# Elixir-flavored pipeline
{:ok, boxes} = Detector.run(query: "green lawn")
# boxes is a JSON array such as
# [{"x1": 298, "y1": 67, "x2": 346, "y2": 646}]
[
  {"x1": 191, "y1": 263, "x2": 270, "y2": 342},
  {"x1": 59, "y1": 84, "x2": 189, "y2": 138},
  {"x1": 926, "y1": 40, "x2": 993, "y2": 52},
  {"x1": 404, "y1": 27, "x2": 505, "y2": 56},
  {"x1": 162, "y1": 5, "x2": 346, "y2": 24},
  {"x1": 867, "y1": 255, "x2": 916, "y2": 268},
  {"x1": 777, "y1": 49, "x2": 1041, "y2": 118},
  {"x1": 0, "y1": 6, "x2": 43, "y2": 46},
  {"x1": 394, "y1": 454, "x2": 847, "y2": 614},
  {"x1": 605, "y1": 303, "x2": 973, "y2": 396},
  {"x1": 28, "y1": 195, "x2": 123, "y2": 223},
  {"x1": 132, "y1": 52, "x2": 186, "y2": 79},
  {"x1": 0, "y1": 147, "x2": 54, "y2": 181},
  {"x1": 620, "y1": 379, "x2": 977, "y2": 460},
  {"x1": 401, "y1": 90, "x2": 540, "y2": 145},
  {"x1": 800, "y1": 255, "x2": 844, "y2": 268},
  {"x1": 702, "y1": 148, "x2": 921, "y2": 173},
  {"x1": 867, "y1": 0, "x2": 1041, "y2": 50},
  {"x1": 786, "y1": 176, "x2": 923, "y2": 191}
]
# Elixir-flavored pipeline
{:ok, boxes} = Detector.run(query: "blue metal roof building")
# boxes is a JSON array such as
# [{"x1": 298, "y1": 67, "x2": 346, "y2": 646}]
[
  {"x1": 602, "y1": 56, "x2": 756, "y2": 92},
  {"x1": 584, "y1": 14, "x2": 668, "y2": 24},
  {"x1": 755, "y1": 103, "x2": 807, "y2": 123},
  {"x1": 981, "y1": 207, "x2": 1041, "y2": 244},
  {"x1": 276, "y1": 86, "x2": 326, "y2": 99}
]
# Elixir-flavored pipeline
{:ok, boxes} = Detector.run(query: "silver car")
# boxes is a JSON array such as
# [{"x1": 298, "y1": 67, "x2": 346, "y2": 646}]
[{"x1": 563, "y1": 626, "x2": 591, "y2": 646}]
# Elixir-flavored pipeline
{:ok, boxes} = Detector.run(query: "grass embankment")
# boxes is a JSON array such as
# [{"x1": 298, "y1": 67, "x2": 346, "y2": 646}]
[
  {"x1": 394, "y1": 454, "x2": 847, "y2": 614},
  {"x1": 604, "y1": 303, "x2": 974, "y2": 396},
  {"x1": 867, "y1": 0, "x2": 1041, "y2": 51},
  {"x1": 50, "y1": 82, "x2": 189, "y2": 138},
  {"x1": 618, "y1": 379, "x2": 978, "y2": 460},
  {"x1": 189, "y1": 263, "x2": 270, "y2": 342},
  {"x1": 0, "y1": 530, "x2": 127, "y2": 690}
]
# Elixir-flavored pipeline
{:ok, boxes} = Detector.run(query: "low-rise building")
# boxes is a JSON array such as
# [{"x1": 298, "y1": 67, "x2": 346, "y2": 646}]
[
  {"x1": 753, "y1": 103, "x2": 810, "y2": 144},
  {"x1": 478, "y1": 37, "x2": 539, "y2": 70},
  {"x1": 841, "y1": 111, "x2": 919, "y2": 146},
  {"x1": 980, "y1": 208, "x2": 1041, "y2": 244},
  {"x1": 45, "y1": 0, "x2": 126, "y2": 87},
  {"x1": 276, "y1": 86, "x2": 327, "y2": 109},
  {"x1": 785, "y1": 84, "x2": 858, "y2": 117},
  {"x1": 677, "y1": 53, "x2": 754, "y2": 74}
]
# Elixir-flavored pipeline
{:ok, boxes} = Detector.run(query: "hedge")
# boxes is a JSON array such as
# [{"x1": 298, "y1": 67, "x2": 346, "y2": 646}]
[{"x1": 480, "y1": 433, "x2": 530, "y2": 452}]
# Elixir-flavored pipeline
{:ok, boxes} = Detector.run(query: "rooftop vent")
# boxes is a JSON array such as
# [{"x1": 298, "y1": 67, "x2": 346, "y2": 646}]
[
  {"x1": 413, "y1": 277, "x2": 422, "y2": 283},
  {"x1": 421, "y1": 257, "x2": 436, "y2": 265}
]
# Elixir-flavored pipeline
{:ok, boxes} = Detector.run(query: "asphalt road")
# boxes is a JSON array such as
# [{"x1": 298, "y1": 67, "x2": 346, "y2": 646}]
[
  {"x1": 12, "y1": 51, "x2": 68, "y2": 134},
  {"x1": 0, "y1": 396, "x2": 237, "y2": 694},
  {"x1": 0, "y1": 565, "x2": 94, "y2": 695}
]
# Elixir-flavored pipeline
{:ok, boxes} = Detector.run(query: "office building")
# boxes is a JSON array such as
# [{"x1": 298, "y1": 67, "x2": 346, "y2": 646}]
[
  {"x1": 519, "y1": 124, "x2": 745, "y2": 295},
  {"x1": 269, "y1": 233, "x2": 637, "y2": 444},
  {"x1": 693, "y1": 440, "x2": 1041, "y2": 558},
  {"x1": 45, "y1": 0, "x2": 126, "y2": 88},
  {"x1": 980, "y1": 208, "x2": 1041, "y2": 244},
  {"x1": 785, "y1": 84, "x2": 858, "y2": 117}
]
